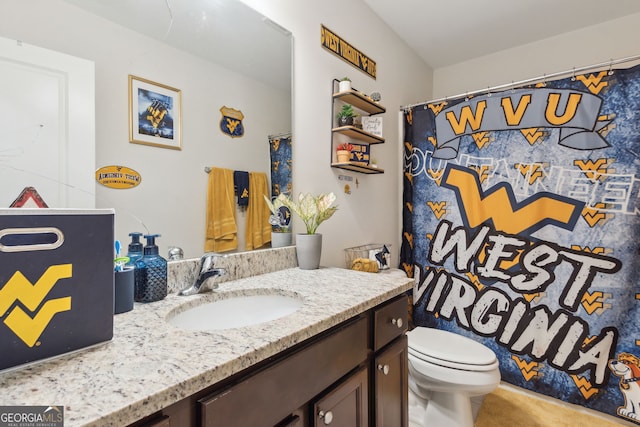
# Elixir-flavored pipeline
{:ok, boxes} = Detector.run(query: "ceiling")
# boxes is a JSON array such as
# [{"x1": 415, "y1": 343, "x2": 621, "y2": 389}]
[{"x1": 363, "y1": 0, "x2": 640, "y2": 68}]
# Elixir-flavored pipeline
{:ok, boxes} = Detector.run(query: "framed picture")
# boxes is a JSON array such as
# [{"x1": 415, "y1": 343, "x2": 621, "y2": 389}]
[{"x1": 128, "y1": 75, "x2": 182, "y2": 150}]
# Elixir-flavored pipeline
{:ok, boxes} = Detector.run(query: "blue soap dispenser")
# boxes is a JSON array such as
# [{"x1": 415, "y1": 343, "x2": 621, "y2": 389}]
[
  {"x1": 126, "y1": 232, "x2": 143, "y2": 267},
  {"x1": 134, "y1": 234, "x2": 168, "y2": 302}
]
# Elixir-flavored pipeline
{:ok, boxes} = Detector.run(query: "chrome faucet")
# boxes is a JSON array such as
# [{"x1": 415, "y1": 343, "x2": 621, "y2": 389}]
[{"x1": 178, "y1": 253, "x2": 227, "y2": 296}]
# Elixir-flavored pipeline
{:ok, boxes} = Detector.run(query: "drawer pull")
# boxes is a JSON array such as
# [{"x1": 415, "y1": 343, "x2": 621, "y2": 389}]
[
  {"x1": 378, "y1": 364, "x2": 390, "y2": 375},
  {"x1": 391, "y1": 317, "x2": 403, "y2": 328},
  {"x1": 318, "y1": 410, "x2": 333, "y2": 424}
]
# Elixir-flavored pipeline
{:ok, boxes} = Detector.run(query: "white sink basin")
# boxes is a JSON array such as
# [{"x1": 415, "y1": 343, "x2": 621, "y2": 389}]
[{"x1": 167, "y1": 292, "x2": 303, "y2": 331}]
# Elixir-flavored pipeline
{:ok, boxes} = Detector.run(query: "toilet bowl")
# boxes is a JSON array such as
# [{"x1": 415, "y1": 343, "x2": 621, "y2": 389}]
[{"x1": 406, "y1": 327, "x2": 501, "y2": 427}]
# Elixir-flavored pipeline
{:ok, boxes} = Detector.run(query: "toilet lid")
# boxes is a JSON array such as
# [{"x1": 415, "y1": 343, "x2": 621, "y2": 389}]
[{"x1": 407, "y1": 328, "x2": 497, "y2": 368}]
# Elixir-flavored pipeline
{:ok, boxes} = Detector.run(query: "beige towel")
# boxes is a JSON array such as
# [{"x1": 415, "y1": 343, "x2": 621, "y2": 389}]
[
  {"x1": 204, "y1": 167, "x2": 238, "y2": 252},
  {"x1": 245, "y1": 172, "x2": 272, "y2": 250}
]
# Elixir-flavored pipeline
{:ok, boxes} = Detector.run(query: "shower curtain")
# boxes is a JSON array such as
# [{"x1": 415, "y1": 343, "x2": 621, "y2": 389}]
[
  {"x1": 269, "y1": 134, "x2": 292, "y2": 197},
  {"x1": 401, "y1": 63, "x2": 640, "y2": 424}
]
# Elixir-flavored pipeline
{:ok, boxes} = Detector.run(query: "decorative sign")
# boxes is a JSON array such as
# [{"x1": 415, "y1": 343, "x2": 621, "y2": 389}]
[
  {"x1": 349, "y1": 143, "x2": 370, "y2": 165},
  {"x1": 219, "y1": 106, "x2": 245, "y2": 138},
  {"x1": 362, "y1": 116, "x2": 383, "y2": 137},
  {"x1": 320, "y1": 25, "x2": 376, "y2": 79},
  {"x1": 10, "y1": 187, "x2": 48, "y2": 208},
  {"x1": 95, "y1": 166, "x2": 141, "y2": 189}
]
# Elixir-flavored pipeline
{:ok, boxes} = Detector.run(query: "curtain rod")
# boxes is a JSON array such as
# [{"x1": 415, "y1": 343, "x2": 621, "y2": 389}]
[{"x1": 400, "y1": 54, "x2": 640, "y2": 110}]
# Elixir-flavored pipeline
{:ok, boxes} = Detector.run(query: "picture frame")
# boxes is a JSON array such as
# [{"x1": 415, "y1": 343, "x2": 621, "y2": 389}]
[{"x1": 128, "y1": 75, "x2": 182, "y2": 150}]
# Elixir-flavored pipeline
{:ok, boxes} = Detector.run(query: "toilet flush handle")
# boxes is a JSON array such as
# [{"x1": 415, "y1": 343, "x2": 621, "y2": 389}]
[{"x1": 391, "y1": 317, "x2": 403, "y2": 328}]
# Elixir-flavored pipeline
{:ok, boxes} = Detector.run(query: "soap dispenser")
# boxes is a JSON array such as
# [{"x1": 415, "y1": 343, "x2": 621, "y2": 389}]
[
  {"x1": 134, "y1": 234, "x2": 168, "y2": 302},
  {"x1": 126, "y1": 232, "x2": 143, "y2": 267}
]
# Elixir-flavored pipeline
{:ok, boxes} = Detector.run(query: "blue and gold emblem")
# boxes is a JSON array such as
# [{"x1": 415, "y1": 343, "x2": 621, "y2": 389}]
[{"x1": 219, "y1": 106, "x2": 245, "y2": 138}]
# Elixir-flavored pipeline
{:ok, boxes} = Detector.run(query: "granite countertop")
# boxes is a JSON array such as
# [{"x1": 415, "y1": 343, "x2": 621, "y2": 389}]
[{"x1": 0, "y1": 266, "x2": 413, "y2": 426}]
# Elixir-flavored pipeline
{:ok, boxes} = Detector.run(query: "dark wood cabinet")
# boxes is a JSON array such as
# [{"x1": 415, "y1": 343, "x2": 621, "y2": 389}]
[
  {"x1": 127, "y1": 294, "x2": 408, "y2": 427},
  {"x1": 374, "y1": 335, "x2": 408, "y2": 427},
  {"x1": 312, "y1": 366, "x2": 368, "y2": 426},
  {"x1": 199, "y1": 316, "x2": 368, "y2": 427}
]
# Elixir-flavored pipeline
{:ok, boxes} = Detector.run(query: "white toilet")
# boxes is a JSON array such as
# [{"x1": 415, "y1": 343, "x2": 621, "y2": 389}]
[{"x1": 406, "y1": 327, "x2": 501, "y2": 427}]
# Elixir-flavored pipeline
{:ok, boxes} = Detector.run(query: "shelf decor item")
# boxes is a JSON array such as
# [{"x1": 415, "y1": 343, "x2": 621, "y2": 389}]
[
  {"x1": 280, "y1": 192, "x2": 338, "y2": 269},
  {"x1": 264, "y1": 194, "x2": 292, "y2": 248},
  {"x1": 337, "y1": 103, "x2": 357, "y2": 126},
  {"x1": 338, "y1": 77, "x2": 352, "y2": 92},
  {"x1": 336, "y1": 143, "x2": 353, "y2": 163}
]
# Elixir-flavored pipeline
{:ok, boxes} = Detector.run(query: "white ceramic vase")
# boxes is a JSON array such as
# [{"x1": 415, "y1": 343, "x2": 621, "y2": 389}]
[
  {"x1": 271, "y1": 231, "x2": 292, "y2": 248},
  {"x1": 296, "y1": 233, "x2": 322, "y2": 269},
  {"x1": 339, "y1": 80, "x2": 351, "y2": 92}
]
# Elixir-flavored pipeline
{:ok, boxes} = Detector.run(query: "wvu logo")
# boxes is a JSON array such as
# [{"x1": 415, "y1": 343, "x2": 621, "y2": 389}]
[
  {"x1": 471, "y1": 131, "x2": 493, "y2": 149},
  {"x1": 520, "y1": 127, "x2": 549, "y2": 145},
  {"x1": 219, "y1": 106, "x2": 245, "y2": 138},
  {"x1": 570, "y1": 373, "x2": 600, "y2": 399},
  {"x1": 428, "y1": 102, "x2": 447, "y2": 115},
  {"x1": 514, "y1": 162, "x2": 547, "y2": 185},
  {"x1": 0, "y1": 264, "x2": 72, "y2": 347},
  {"x1": 574, "y1": 158, "x2": 614, "y2": 182},
  {"x1": 426, "y1": 201, "x2": 447, "y2": 219},
  {"x1": 576, "y1": 71, "x2": 609, "y2": 95},
  {"x1": 441, "y1": 164, "x2": 584, "y2": 236},
  {"x1": 582, "y1": 202, "x2": 614, "y2": 227},
  {"x1": 511, "y1": 355, "x2": 542, "y2": 381}
]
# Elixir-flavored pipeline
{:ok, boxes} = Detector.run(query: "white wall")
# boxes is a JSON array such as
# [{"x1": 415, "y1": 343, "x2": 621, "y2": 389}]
[
  {"x1": 433, "y1": 12, "x2": 640, "y2": 99},
  {"x1": 1, "y1": 0, "x2": 435, "y2": 267},
  {"x1": 240, "y1": 0, "x2": 433, "y2": 268},
  {"x1": 0, "y1": 0, "x2": 291, "y2": 258}
]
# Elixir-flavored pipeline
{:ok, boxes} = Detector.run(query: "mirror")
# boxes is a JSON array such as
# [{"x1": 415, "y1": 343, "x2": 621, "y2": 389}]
[{"x1": 0, "y1": 0, "x2": 292, "y2": 259}]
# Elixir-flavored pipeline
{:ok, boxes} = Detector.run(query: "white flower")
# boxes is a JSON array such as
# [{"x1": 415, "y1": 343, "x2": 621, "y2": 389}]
[{"x1": 280, "y1": 192, "x2": 338, "y2": 234}]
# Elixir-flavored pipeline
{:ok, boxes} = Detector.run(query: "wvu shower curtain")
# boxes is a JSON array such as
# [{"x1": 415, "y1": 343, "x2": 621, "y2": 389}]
[
  {"x1": 269, "y1": 134, "x2": 292, "y2": 197},
  {"x1": 401, "y1": 63, "x2": 640, "y2": 424}
]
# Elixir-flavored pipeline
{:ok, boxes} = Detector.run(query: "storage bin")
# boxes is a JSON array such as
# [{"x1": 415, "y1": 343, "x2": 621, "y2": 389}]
[
  {"x1": 0, "y1": 209, "x2": 114, "y2": 372},
  {"x1": 344, "y1": 243, "x2": 391, "y2": 271}
]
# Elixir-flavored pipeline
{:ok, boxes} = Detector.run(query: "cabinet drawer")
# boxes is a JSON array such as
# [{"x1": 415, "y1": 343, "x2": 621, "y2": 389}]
[
  {"x1": 373, "y1": 295, "x2": 408, "y2": 351},
  {"x1": 199, "y1": 315, "x2": 369, "y2": 427}
]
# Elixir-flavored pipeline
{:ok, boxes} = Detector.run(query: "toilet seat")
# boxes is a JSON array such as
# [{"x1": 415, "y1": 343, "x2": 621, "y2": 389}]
[{"x1": 407, "y1": 328, "x2": 498, "y2": 372}]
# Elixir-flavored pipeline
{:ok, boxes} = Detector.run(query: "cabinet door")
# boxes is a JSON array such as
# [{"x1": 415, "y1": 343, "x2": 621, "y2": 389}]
[
  {"x1": 312, "y1": 366, "x2": 368, "y2": 427},
  {"x1": 199, "y1": 316, "x2": 368, "y2": 427},
  {"x1": 374, "y1": 335, "x2": 408, "y2": 427}
]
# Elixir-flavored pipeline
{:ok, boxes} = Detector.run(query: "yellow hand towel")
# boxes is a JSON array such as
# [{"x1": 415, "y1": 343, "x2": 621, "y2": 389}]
[
  {"x1": 245, "y1": 172, "x2": 272, "y2": 250},
  {"x1": 204, "y1": 167, "x2": 238, "y2": 252}
]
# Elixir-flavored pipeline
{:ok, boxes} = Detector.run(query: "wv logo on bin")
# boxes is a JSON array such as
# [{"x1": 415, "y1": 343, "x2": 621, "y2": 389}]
[{"x1": 0, "y1": 264, "x2": 72, "y2": 347}]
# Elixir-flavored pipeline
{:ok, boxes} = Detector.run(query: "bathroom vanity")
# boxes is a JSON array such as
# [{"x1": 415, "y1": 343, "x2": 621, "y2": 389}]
[
  {"x1": 134, "y1": 291, "x2": 408, "y2": 427},
  {"x1": 0, "y1": 252, "x2": 412, "y2": 427}
]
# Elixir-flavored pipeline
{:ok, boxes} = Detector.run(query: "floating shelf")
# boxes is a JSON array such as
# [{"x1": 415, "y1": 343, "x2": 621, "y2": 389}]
[
  {"x1": 333, "y1": 90, "x2": 386, "y2": 115},
  {"x1": 332, "y1": 126, "x2": 384, "y2": 144},
  {"x1": 331, "y1": 162, "x2": 384, "y2": 174}
]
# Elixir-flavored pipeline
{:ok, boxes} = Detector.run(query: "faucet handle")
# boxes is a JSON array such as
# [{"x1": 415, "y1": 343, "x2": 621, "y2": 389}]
[{"x1": 200, "y1": 252, "x2": 225, "y2": 270}]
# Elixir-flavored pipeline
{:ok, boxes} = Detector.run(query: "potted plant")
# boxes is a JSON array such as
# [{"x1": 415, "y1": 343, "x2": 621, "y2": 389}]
[
  {"x1": 338, "y1": 76, "x2": 352, "y2": 92},
  {"x1": 279, "y1": 192, "x2": 338, "y2": 269},
  {"x1": 264, "y1": 194, "x2": 292, "y2": 247},
  {"x1": 336, "y1": 143, "x2": 353, "y2": 163},
  {"x1": 337, "y1": 103, "x2": 357, "y2": 126}
]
